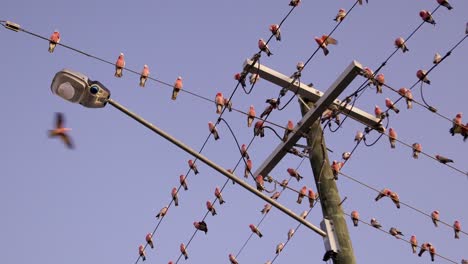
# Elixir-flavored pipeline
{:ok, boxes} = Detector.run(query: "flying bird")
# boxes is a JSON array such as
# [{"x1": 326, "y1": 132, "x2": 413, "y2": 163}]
[
  {"x1": 215, "y1": 93, "x2": 224, "y2": 114},
  {"x1": 247, "y1": 105, "x2": 256, "y2": 127},
  {"x1": 433, "y1": 52, "x2": 442, "y2": 64},
  {"x1": 351, "y1": 210, "x2": 359, "y2": 227},
  {"x1": 249, "y1": 224, "x2": 263, "y2": 238},
  {"x1": 172, "y1": 76, "x2": 183, "y2": 100},
  {"x1": 115, "y1": 53, "x2": 125, "y2": 77},
  {"x1": 208, "y1": 121, "x2": 220, "y2": 140},
  {"x1": 139, "y1": 245, "x2": 146, "y2": 261},
  {"x1": 269, "y1": 24, "x2": 281, "y2": 41},
  {"x1": 412, "y1": 143, "x2": 422, "y2": 159},
  {"x1": 48, "y1": 30, "x2": 60, "y2": 53},
  {"x1": 435, "y1": 154, "x2": 454, "y2": 164},
  {"x1": 188, "y1": 159, "x2": 199, "y2": 175},
  {"x1": 180, "y1": 175, "x2": 188, "y2": 191},
  {"x1": 156, "y1": 206, "x2": 168, "y2": 219},
  {"x1": 171, "y1": 187, "x2": 179, "y2": 206},
  {"x1": 215, "y1": 187, "x2": 225, "y2": 204},
  {"x1": 315, "y1": 35, "x2": 338, "y2": 56},
  {"x1": 385, "y1": 98, "x2": 400, "y2": 114},
  {"x1": 416, "y1": 70, "x2": 431, "y2": 84},
  {"x1": 258, "y1": 38, "x2": 272, "y2": 56},
  {"x1": 394, "y1": 37, "x2": 409, "y2": 53},
  {"x1": 431, "y1": 210, "x2": 440, "y2": 227},
  {"x1": 194, "y1": 221, "x2": 208, "y2": 234},
  {"x1": 419, "y1": 10, "x2": 436, "y2": 25},
  {"x1": 334, "y1": 9, "x2": 347, "y2": 22},
  {"x1": 146, "y1": 233, "x2": 154, "y2": 249},
  {"x1": 388, "y1": 128, "x2": 397, "y2": 149},
  {"x1": 371, "y1": 218, "x2": 382, "y2": 229},
  {"x1": 180, "y1": 243, "x2": 188, "y2": 260},
  {"x1": 49, "y1": 112, "x2": 74, "y2": 149},
  {"x1": 331, "y1": 160, "x2": 343, "y2": 180},
  {"x1": 437, "y1": 0, "x2": 453, "y2": 10}
]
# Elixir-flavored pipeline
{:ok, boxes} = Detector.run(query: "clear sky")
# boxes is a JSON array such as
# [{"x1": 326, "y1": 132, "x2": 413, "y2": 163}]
[{"x1": 1, "y1": 0, "x2": 466, "y2": 263}]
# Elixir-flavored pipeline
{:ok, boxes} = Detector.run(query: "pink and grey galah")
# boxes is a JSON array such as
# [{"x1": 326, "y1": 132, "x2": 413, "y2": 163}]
[
  {"x1": 431, "y1": 210, "x2": 440, "y2": 227},
  {"x1": 334, "y1": 9, "x2": 347, "y2": 22},
  {"x1": 270, "y1": 191, "x2": 281, "y2": 200},
  {"x1": 241, "y1": 144, "x2": 250, "y2": 160},
  {"x1": 385, "y1": 98, "x2": 400, "y2": 114},
  {"x1": 254, "y1": 121, "x2": 265, "y2": 137},
  {"x1": 139, "y1": 65, "x2": 150, "y2": 87},
  {"x1": 146, "y1": 233, "x2": 154, "y2": 249},
  {"x1": 247, "y1": 105, "x2": 256, "y2": 127},
  {"x1": 180, "y1": 243, "x2": 188, "y2": 260},
  {"x1": 374, "y1": 105, "x2": 384, "y2": 119},
  {"x1": 433, "y1": 52, "x2": 442, "y2": 64},
  {"x1": 450, "y1": 113, "x2": 463, "y2": 136},
  {"x1": 215, "y1": 93, "x2": 225, "y2": 114},
  {"x1": 375, "y1": 188, "x2": 392, "y2": 201},
  {"x1": 289, "y1": 0, "x2": 301, "y2": 7},
  {"x1": 283, "y1": 120, "x2": 294, "y2": 142},
  {"x1": 342, "y1": 152, "x2": 351, "y2": 161},
  {"x1": 373, "y1": 73, "x2": 385, "y2": 93},
  {"x1": 357, "y1": 0, "x2": 368, "y2": 5},
  {"x1": 188, "y1": 159, "x2": 199, "y2": 175},
  {"x1": 420, "y1": 10, "x2": 436, "y2": 25},
  {"x1": 315, "y1": 35, "x2": 338, "y2": 56},
  {"x1": 224, "y1": 98, "x2": 232, "y2": 112},
  {"x1": 362, "y1": 67, "x2": 375, "y2": 80},
  {"x1": 229, "y1": 254, "x2": 239, "y2": 264},
  {"x1": 261, "y1": 203, "x2": 272, "y2": 214},
  {"x1": 244, "y1": 159, "x2": 253, "y2": 178},
  {"x1": 389, "y1": 227, "x2": 404, "y2": 238},
  {"x1": 287, "y1": 168, "x2": 303, "y2": 181},
  {"x1": 370, "y1": 218, "x2": 382, "y2": 229},
  {"x1": 418, "y1": 242, "x2": 429, "y2": 257},
  {"x1": 235, "y1": 72, "x2": 247, "y2": 88},
  {"x1": 194, "y1": 220, "x2": 208, "y2": 234},
  {"x1": 355, "y1": 131, "x2": 364, "y2": 142},
  {"x1": 437, "y1": 0, "x2": 453, "y2": 10},
  {"x1": 351, "y1": 210, "x2": 359, "y2": 227},
  {"x1": 139, "y1": 245, "x2": 146, "y2": 261},
  {"x1": 412, "y1": 143, "x2": 422, "y2": 159},
  {"x1": 398, "y1": 88, "x2": 413, "y2": 109},
  {"x1": 428, "y1": 244, "x2": 436, "y2": 262},
  {"x1": 206, "y1": 201, "x2": 216, "y2": 216},
  {"x1": 308, "y1": 189, "x2": 317, "y2": 208},
  {"x1": 208, "y1": 121, "x2": 220, "y2": 140},
  {"x1": 388, "y1": 127, "x2": 397, "y2": 149},
  {"x1": 280, "y1": 179, "x2": 289, "y2": 189},
  {"x1": 258, "y1": 38, "x2": 272, "y2": 56},
  {"x1": 172, "y1": 76, "x2": 183, "y2": 100},
  {"x1": 410, "y1": 235, "x2": 418, "y2": 253},
  {"x1": 115, "y1": 53, "x2": 125, "y2": 78},
  {"x1": 416, "y1": 70, "x2": 431, "y2": 84},
  {"x1": 300, "y1": 210, "x2": 308, "y2": 219},
  {"x1": 390, "y1": 192, "x2": 401, "y2": 209},
  {"x1": 435, "y1": 154, "x2": 454, "y2": 164},
  {"x1": 48, "y1": 112, "x2": 74, "y2": 149},
  {"x1": 260, "y1": 105, "x2": 274, "y2": 119},
  {"x1": 48, "y1": 30, "x2": 60, "y2": 53},
  {"x1": 156, "y1": 206, "x2": 168, "y2": 219},
  {"x1": 276, "y1": 242, "x2": 284, "y2": 254},
  {"x1": 269, "y1": 24, "x2": 281, "y2": 41},
  {"x1": 249, "y1": 73, "x2": 259, "y2": 85},
  {"x1": 215, "y1": 187, "x2": 225, "y2": 204},
  {"x1": 287, "y1": 228, "x2": 295, "y2": 240},
  {"x1": 395, "y1": 37, "x2": 409, "y2": 53},
  {"x1": 179, "y1": 175, "x2": 188, "y2": 191},
  {"x1": 453, "y1": 220, "x2": 461, "y2": 239},
  {"x1": 171, "y1": 187, "x2": 179, "y2": 206},
  {"x1": 297, "y1": 186, "x2": 307, "y2": 204},
  {"x1": 249, "y1": 224, "x2": 263, "y2": 238},
  {"x1": 256, "y1": 175, "x2": 265, "y2": 191},
  {"x1": 331, "y1": 160, "x2": 343, "y2": 180}
]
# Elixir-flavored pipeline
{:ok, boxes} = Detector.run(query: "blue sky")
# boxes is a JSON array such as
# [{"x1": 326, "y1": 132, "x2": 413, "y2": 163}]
[{"x1": 1, "y1": 0, "x2": 466, "y2": 263}]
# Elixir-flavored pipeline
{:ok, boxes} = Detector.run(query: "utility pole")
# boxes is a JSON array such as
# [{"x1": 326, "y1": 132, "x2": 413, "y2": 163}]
[{"x1": 244, "y1": 60, "x2": 380, "y2": 264}]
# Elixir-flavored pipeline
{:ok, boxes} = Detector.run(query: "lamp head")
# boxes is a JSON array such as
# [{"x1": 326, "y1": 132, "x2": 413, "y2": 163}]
[{"x1": 51, "y1": 69, "x2": 110, "y2": 108}]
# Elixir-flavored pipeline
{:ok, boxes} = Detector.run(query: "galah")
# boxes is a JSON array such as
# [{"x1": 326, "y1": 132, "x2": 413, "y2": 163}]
[
  {"x1": 297, "y1": 186, "x2": 307, "y2": 204},
  {"x1": 334, "y1": 8, "x2": 347, "y2": 22},
  {"x1": 296, "y1": 61, "x2": 305, "y2": 72},
  {"x1": 431, "y1": 210, "x2": 440, "y2": 227},
  {"x1": 156, "y1": 206, "x2": 168, "y2": 219},
  {"x1": 224, "y1": 98, "x2": 232, "y2": 112},
  {"x1": 315, "y1": 35, "x2": 338, "y2": 56},
  {"x1": 146, "y1": 233, "x2": 154, "y2": 249},
  {"x1": 241, "y1": 144, "x2": 250, "y2": 159},
  {"x1": 256, "y1": 175, "x2": 265, "y2": 191},
  {"x1": 172, "y1": 76, "x2": 183, "y2": 100},
  {"x1": 266, "y1": 98, "x2": 280, "y2": 108},
  {"x1": 280, "y1": 179, "x2": 289, "y2": 190},
  {"x1": 429, "y1": 244, "x2": 436, "y2": 262},
  {"x1": 437, "y1": 0, "x2": 453, "y2": 10},
  {"x1": 115, "y1": 53, "x2": 125, "y2": 77},
  {"x1": 362, "y1": 67, "x2": 375, "y2": 80},
  {"x1": 139, "y1": 64, "x2": 150, "y2": 87},
  {"x1": 385, "y1": 98, "x2": 400, "y2": 114},
  {"x1": 300, "y1": 210, "x2": 308, "y2": 219},
  {"x1": 249, "y1": 224, "x2": 263, "y2": 238},
  {"x1": 433, "y1": 52, "x2": 442, "y2": 64},
  {"x1": 269, "y1": 24, "x2": 281, "y2": 41},
  {"x1": 244, "y1": 159, "x2": 253, "y2": 178},
  {"x1": 417, "y1": 69, "x2": 431, "y2": 84},
  {"x1": 289, "y1": 0, "x2": 300, "y2": 7},
  {"x1": 373, "y1": 73, "x2": 385, "y2": 93},
  {"x1": 48, "y1": 30, "x2": 60, "y2": 53},
  {"x1": 374, "y1": 105, "x2": 384, "y2": 119},
  {"x1": 139, "y1": 245, "x2": 146, "y2": 261},
  {"x1": 288, "y1": 228, "x2": 295, "y2": 240},
  {"x1": 271, "y1": 191, "x2": 281, "y2": 200},
  {"x1": 412, "y1": 143, "x2": 422, "y2": 159},
  {"x1": 390, "y1": 192, "x2": 400, "y2": 209},
  {"x1": 180, "y1": 243, "x2": 188, "y2": 260},
  {"x1": 49, "y1": 112, "x2": 74, "y2": 149},
  {"x1": 287, "y1": 168, "x2": 303, "y2": 181},
  {"x1": 308, "y1": 189, "x2": 317, "y2": 208},
  {"x1": 454, "y1": 220, "x2": 461, "y2": 239},
  {"x1": 283, "y1": 120, "x2": 294, "y2": 142},
  {"x1": 449, "y1": 113, "x2": 463, "y2": 136},
  {"x1": 355, "y1": 131, "x2": 365, "y2": 142},
  {"x1": 227, "y1": 168, "x2": 236, "y2": 185},
  {"x1": 395, "y1": 37, "x2": 409, "y2": 53},
  {"x1": 206, "y1": 201, "x2": 217, "y2": 216},
  {"x1": 398, "y1": 88, "x2": 413, "y2": 109},
  {"x1": 193, "y1": 220, "x2": 208, "y2": 234},
  {"x1": 388, "y1": 128, "x2": 397, "y2": 149},
  {"x1": 249, "y1": 73, "x2": 259, "y2": 85},
  {"x1": 229, "y1": 254, "x2": 239, "y2": 264},
  {"x1": 258, "y1": 38, "x2": 272, "y2": 56},
  {"x1": 331, "y1": 160, "x2": 343, "y2": 180},
  {"x1": 410, "y1": 235, "x2": 418, "y2": 254},
  {"x1": 215, "y1": 92, "x2": 224, "y2": 114},
  {"x1": 351, "y1": 211, "x2": 359, "y2": 227},
  {"x1": 371, "y1": 218, "x2": 382, "y2": 229},
  {"x1": 276, "y1": 242, "x2": 284, "y2": 254},
  {"x1": 171, "y1": 187, "x2": 179, "y2": 206},
  {"x1": 435, "y1": 154, "x2": 454, "y2": 164},
  {"x1": 234, "y1": 72, "x2": 247, "y2": 88},
  {"x1": 180, "y1": 175, "x2": 188, "y2": 191},
  {"x1": 342, "y1": 152, "x2": 351, "y2": 161},
  {"x1": 389, "y1": 227, "x2": 404, "y2": 238},
  {"x1": 188, "y1": 159, "x2": 199, "y2": 175},
  {"x1": 375, "y1": 188, "x2": 392, "y2": 201},
  {"x1": 215, "y1": 187, "x2": 225, "y2": 204},
  {"x1": 208, "y1": 121, "x2": 220, "y2": 140},
  {"x1": 357, "y1": 0, "x2": 369, "y2": 4},
  {"x1": 420, "y1": 10, "x2": 436, "y2": 25},
  {"x1": 260, "y1": 105, "x2": 274, "y2": 119},
  {"x1": 254, "y1": 121, "x2": 265, "y2": 137},
  {"x1": 247, "y1": 105, "x2": 256, "y2": 127},
  {"x1": 261, "y1": 204, "x2": 272, "y2": 214},
  {"x1": 418, "y1": 242, "x2": 429, "y2": 257}
]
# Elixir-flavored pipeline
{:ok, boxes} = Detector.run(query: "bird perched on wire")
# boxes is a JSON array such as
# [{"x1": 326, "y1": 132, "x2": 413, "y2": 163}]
[
  {"x1": 171, "y1": 187, "x2": 179, "y2": 206},
  {"x1": 398, "y1": 88, "x2": 413, "y2": 109},
  {"x1": 431, "y1": 210, "x2": 440, "y2": 227},
  {"x1": 139, "y1": 245, "x2": 146, "y2": 261},
  {"x1": 371, "y1": 218, "x2": 382, "y2": 229},
  {"x1": 48, "y1": 112, "x2": 74, "y2": 149},
  {"x1": 388, "y1": 128, "x2": 398, "y2": 149},
  {"x1": 390, "y1": 192, "x2": 400, "y2": 209},
  {"x1": 247, "y1": 105, "x2": 256, "y2": 128},
  {"x1": 172, "y1": 76, "x2": 183, "y2": 100},
  {"x1": 139, "y1": 65, "x2": 150, "y2": 87},
  {"x1": 234, "y1": 72, "x2": 246, "y2": 89},
  {"x1": 208, "y1": 121, "x2": 220, "y2": 140},
  {"x1": 156, "y1": 206, "x2": 168, "y2": 219},
  {"x1": 214, "y1": 187, "x2": 225, "y2": 205},
  {"x1": 258, "y1": 38, "x2": 272, "y2": 56},
  {"x1": 289, "y1": 0, "x2": 301, "y2": 7},
  {"x1": 435, "y1": 154, "x2": 454, "y2": 164},
  {"x1": 334, "y1": 9, "x2": 347, "y2": 22},
  {"x1": 389, "y1": 227, "x2": 404, "y2": 238},
  {"x1": 308, "y1": 189, "x2": 317, "y2": 208},
  {"x1": 180, "y1": 243, "x2": 188, "y2": 259},
  {"x1": 453, "y1": 220, "x2": 461, "y2": 239},
  {"x1": 261, "y1": 204, "x2": 272, "y2": 214},
  {"x1": 114, "y1": 53, "x2": 125, "y2": 77},
  {"x1": 249, "y1": 224, "x2": 263, "y2": 238},
  {"x1": 283, "y1": 120, "x2": 294, "y2": 142},
  {"x1": 179, "y1": 175, "x2": 188, "y2": 191},
  {"x1": 315, "y1": 35, "x2": 338, "y2": 56},
  {"x1": 394, "y1": 37, "x2": 409, "y2": 53},
  {"x1": 193, "y1": 221, "x2": 208, "y2": 234},
  {"x1": 269, "y1": 24, "x2": 281, "y2": 41},
  {"x1": 385, "y1": 98, "x2": 400, "y2": 114},
  {"x1": 48, "y1": 30, "x2": 60, "y2": 53},
  {"x1": 254, "y1": 121, "x2": 265, "y2": 137},
  {"x1": 351, "y1": 211, "x2": 359, "y2": 227},
  {"x1": 410, "y1": 235, "x2": 418, "y2": 254},
  {"x1": 215, "y1": 92, "x2": 225, "y2": 114},
  {"x1": 412, "y1": 143, "x2": 422, "y2": 159},
  {"x1": 145, "y1": 233, "x2": 154, "y2": 249},
  {"x1": 188, "y1": 159, "x2": 199, "y2": 175},
  {"x1": 419, "y1": 10, "x2": 436, "y2": 25},
  {"x1": 433, "y1": 52, "x2": 442, "y2": 64},
  {"x1": 437, "y1": 0, "x2": 453, "y2": 10},
  {"x1": 228, "y1": 254, "x2": 239, "y2": 264},
  {"x1": 287, "y1": 168, "x2": 303, "y2": 182}
]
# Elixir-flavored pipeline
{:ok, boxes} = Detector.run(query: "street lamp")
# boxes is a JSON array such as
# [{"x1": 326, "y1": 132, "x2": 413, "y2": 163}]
[{"x1": 50, "y1": 69, "x2": 327, "y2": 237}]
